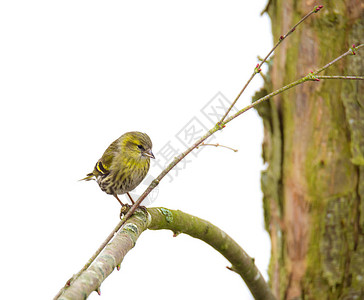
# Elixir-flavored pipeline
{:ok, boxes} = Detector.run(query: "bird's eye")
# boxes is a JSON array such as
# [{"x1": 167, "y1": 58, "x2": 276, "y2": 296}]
[{"x1": 137, "y1": 145, "x2": 145, "y2": 151}]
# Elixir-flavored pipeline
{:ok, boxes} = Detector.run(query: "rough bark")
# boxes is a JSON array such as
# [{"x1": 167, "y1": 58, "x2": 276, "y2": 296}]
[{"x1": 256, "y1": 0, "x2": 364, "y2": 299}]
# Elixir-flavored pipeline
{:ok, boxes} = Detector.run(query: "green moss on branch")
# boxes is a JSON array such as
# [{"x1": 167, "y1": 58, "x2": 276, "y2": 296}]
[{"x1": 148, "y1": 208, "x2": 276, "y2": 300}]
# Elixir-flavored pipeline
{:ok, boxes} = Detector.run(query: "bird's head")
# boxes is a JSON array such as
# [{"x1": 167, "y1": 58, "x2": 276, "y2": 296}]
[{"x1": 121, "y1": 131, "x2": 155, "y2": 161}]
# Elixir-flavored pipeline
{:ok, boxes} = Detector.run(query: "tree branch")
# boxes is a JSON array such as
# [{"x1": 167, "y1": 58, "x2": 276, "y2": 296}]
[
  {"x1": 218, "y1": 4, "x2": 324, "y2": 124},
  {"x1": 316, "y1": 75, "x2": 364, "y2": 80},
  {"x1": 57, "y1": 43, "x2": 364, "y2": 296},
  {"x1": 56, "y1": 209, "x2": 149, "y2": 300},
  {"x1": 56, "y1": 208, "x2": 276, "y2": 300},
  {"x1": 197, "y1": 142, "x2": 239, "y2": 152},
  {"x1": 148, "y1": 208, "x2": 276, "y2": 300}
]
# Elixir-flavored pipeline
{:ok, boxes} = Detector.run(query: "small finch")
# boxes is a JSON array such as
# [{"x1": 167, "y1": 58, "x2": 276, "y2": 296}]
[{"x1": 81, "y1": 131, "x2": 155, "y2": 205}]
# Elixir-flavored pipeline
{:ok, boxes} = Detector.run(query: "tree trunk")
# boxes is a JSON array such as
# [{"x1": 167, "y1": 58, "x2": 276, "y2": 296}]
[{"x1": 256, "y1": 1, "x2": 364, "y2": 299}]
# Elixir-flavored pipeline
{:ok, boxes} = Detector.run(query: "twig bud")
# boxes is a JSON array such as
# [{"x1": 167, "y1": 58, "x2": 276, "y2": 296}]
[
  {"x1": 350, "y1": 44, "x2": 357, "y2": 55},
  {"x1": 308, "y1": 71, "x2": 320, "y2": 82},
  {"x1": 314, "y1": 5, "x2": 324, "y2": 13},
  {"x1": 173, "y1": 231, "x2": 181, "y2": 237}
]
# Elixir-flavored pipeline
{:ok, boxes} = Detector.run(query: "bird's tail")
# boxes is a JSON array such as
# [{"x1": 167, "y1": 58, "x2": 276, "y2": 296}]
[{"x1": 79, "y1": 172, "x2": 95, "y2": 181}]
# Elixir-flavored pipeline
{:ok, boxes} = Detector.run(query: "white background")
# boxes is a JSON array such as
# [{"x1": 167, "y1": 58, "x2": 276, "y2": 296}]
[{"x1": 0, "y1": 1, "x2": 273, "y2": 299}]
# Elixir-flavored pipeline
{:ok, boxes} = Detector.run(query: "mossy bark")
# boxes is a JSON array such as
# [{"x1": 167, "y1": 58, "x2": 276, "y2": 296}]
[{"x1": 255, "y1": 1, "x2": 364, "y2": 299}]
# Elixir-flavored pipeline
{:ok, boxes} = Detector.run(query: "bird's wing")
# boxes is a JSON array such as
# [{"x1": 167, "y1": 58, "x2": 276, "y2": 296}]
[{"x1": 95, "y1": 138, "x2": 120, "y2": 175}]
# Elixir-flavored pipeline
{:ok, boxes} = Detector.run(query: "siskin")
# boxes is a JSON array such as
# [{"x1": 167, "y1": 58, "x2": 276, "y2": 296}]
[{"x1": 81, "y1": 131, "x2": 155, "y2": 205}]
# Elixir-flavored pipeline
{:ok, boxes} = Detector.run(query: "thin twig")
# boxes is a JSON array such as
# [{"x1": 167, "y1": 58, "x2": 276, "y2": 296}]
[
  {"x1": 121, "y1": 44, "x2": 363, "y2": 233},
  {"x1": 197, "y1": 142, "x2": 238, "y2": 152},
  {"x1": 313, "y1": 44, "x2": 363, "y2": 75},
  {"x1": 317, "y1": 75, "x2": 364, "y2": 80},
  {"x1": 218, "y1": 5, "x2": 324, "y2": 124},
  {"x1": 55, "y1": 38, "x2": 363, "y2": 300}
]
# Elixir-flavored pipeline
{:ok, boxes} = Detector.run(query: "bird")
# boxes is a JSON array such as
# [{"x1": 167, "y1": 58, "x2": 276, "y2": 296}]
[{"x1": 81, "y1": 131, "x2": 155, "y2": 206}]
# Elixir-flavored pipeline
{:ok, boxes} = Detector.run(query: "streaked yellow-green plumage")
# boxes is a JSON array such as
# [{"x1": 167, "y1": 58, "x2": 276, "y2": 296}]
[{"x1": 81, "y1": 131, "x2": 154, "y2": 205}]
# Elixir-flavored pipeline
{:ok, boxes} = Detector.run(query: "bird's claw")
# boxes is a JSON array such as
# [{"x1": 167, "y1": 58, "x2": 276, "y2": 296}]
[
  {"x1": 119, "y1": 204, "x2": 148, "y2": 219},
  {"x1": 120, "y1": 204, "x2": 132, "y2": 219}
]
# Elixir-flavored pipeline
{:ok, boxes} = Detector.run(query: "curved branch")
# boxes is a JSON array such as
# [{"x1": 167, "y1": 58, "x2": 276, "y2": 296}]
[
  {"x1": 148, "y1": 208, "x2": 276, "y2": 300},
  {"x1": 56, "y1": 208, "x2": 276, "y2": 300}
]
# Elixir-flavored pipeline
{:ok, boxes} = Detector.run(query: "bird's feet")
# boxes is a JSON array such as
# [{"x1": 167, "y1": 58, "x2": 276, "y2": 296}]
[
  {"x1": 119, "y1": 204, "x2": 148, "y2": 219},
  {"x1": 120, "y1": 204, "x2": 132, "y2": 219}
]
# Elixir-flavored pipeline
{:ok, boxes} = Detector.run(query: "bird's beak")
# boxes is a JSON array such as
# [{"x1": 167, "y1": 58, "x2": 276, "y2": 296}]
[{"x1": 143, "y1": 149, "x2": 155, "y2": 159}]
